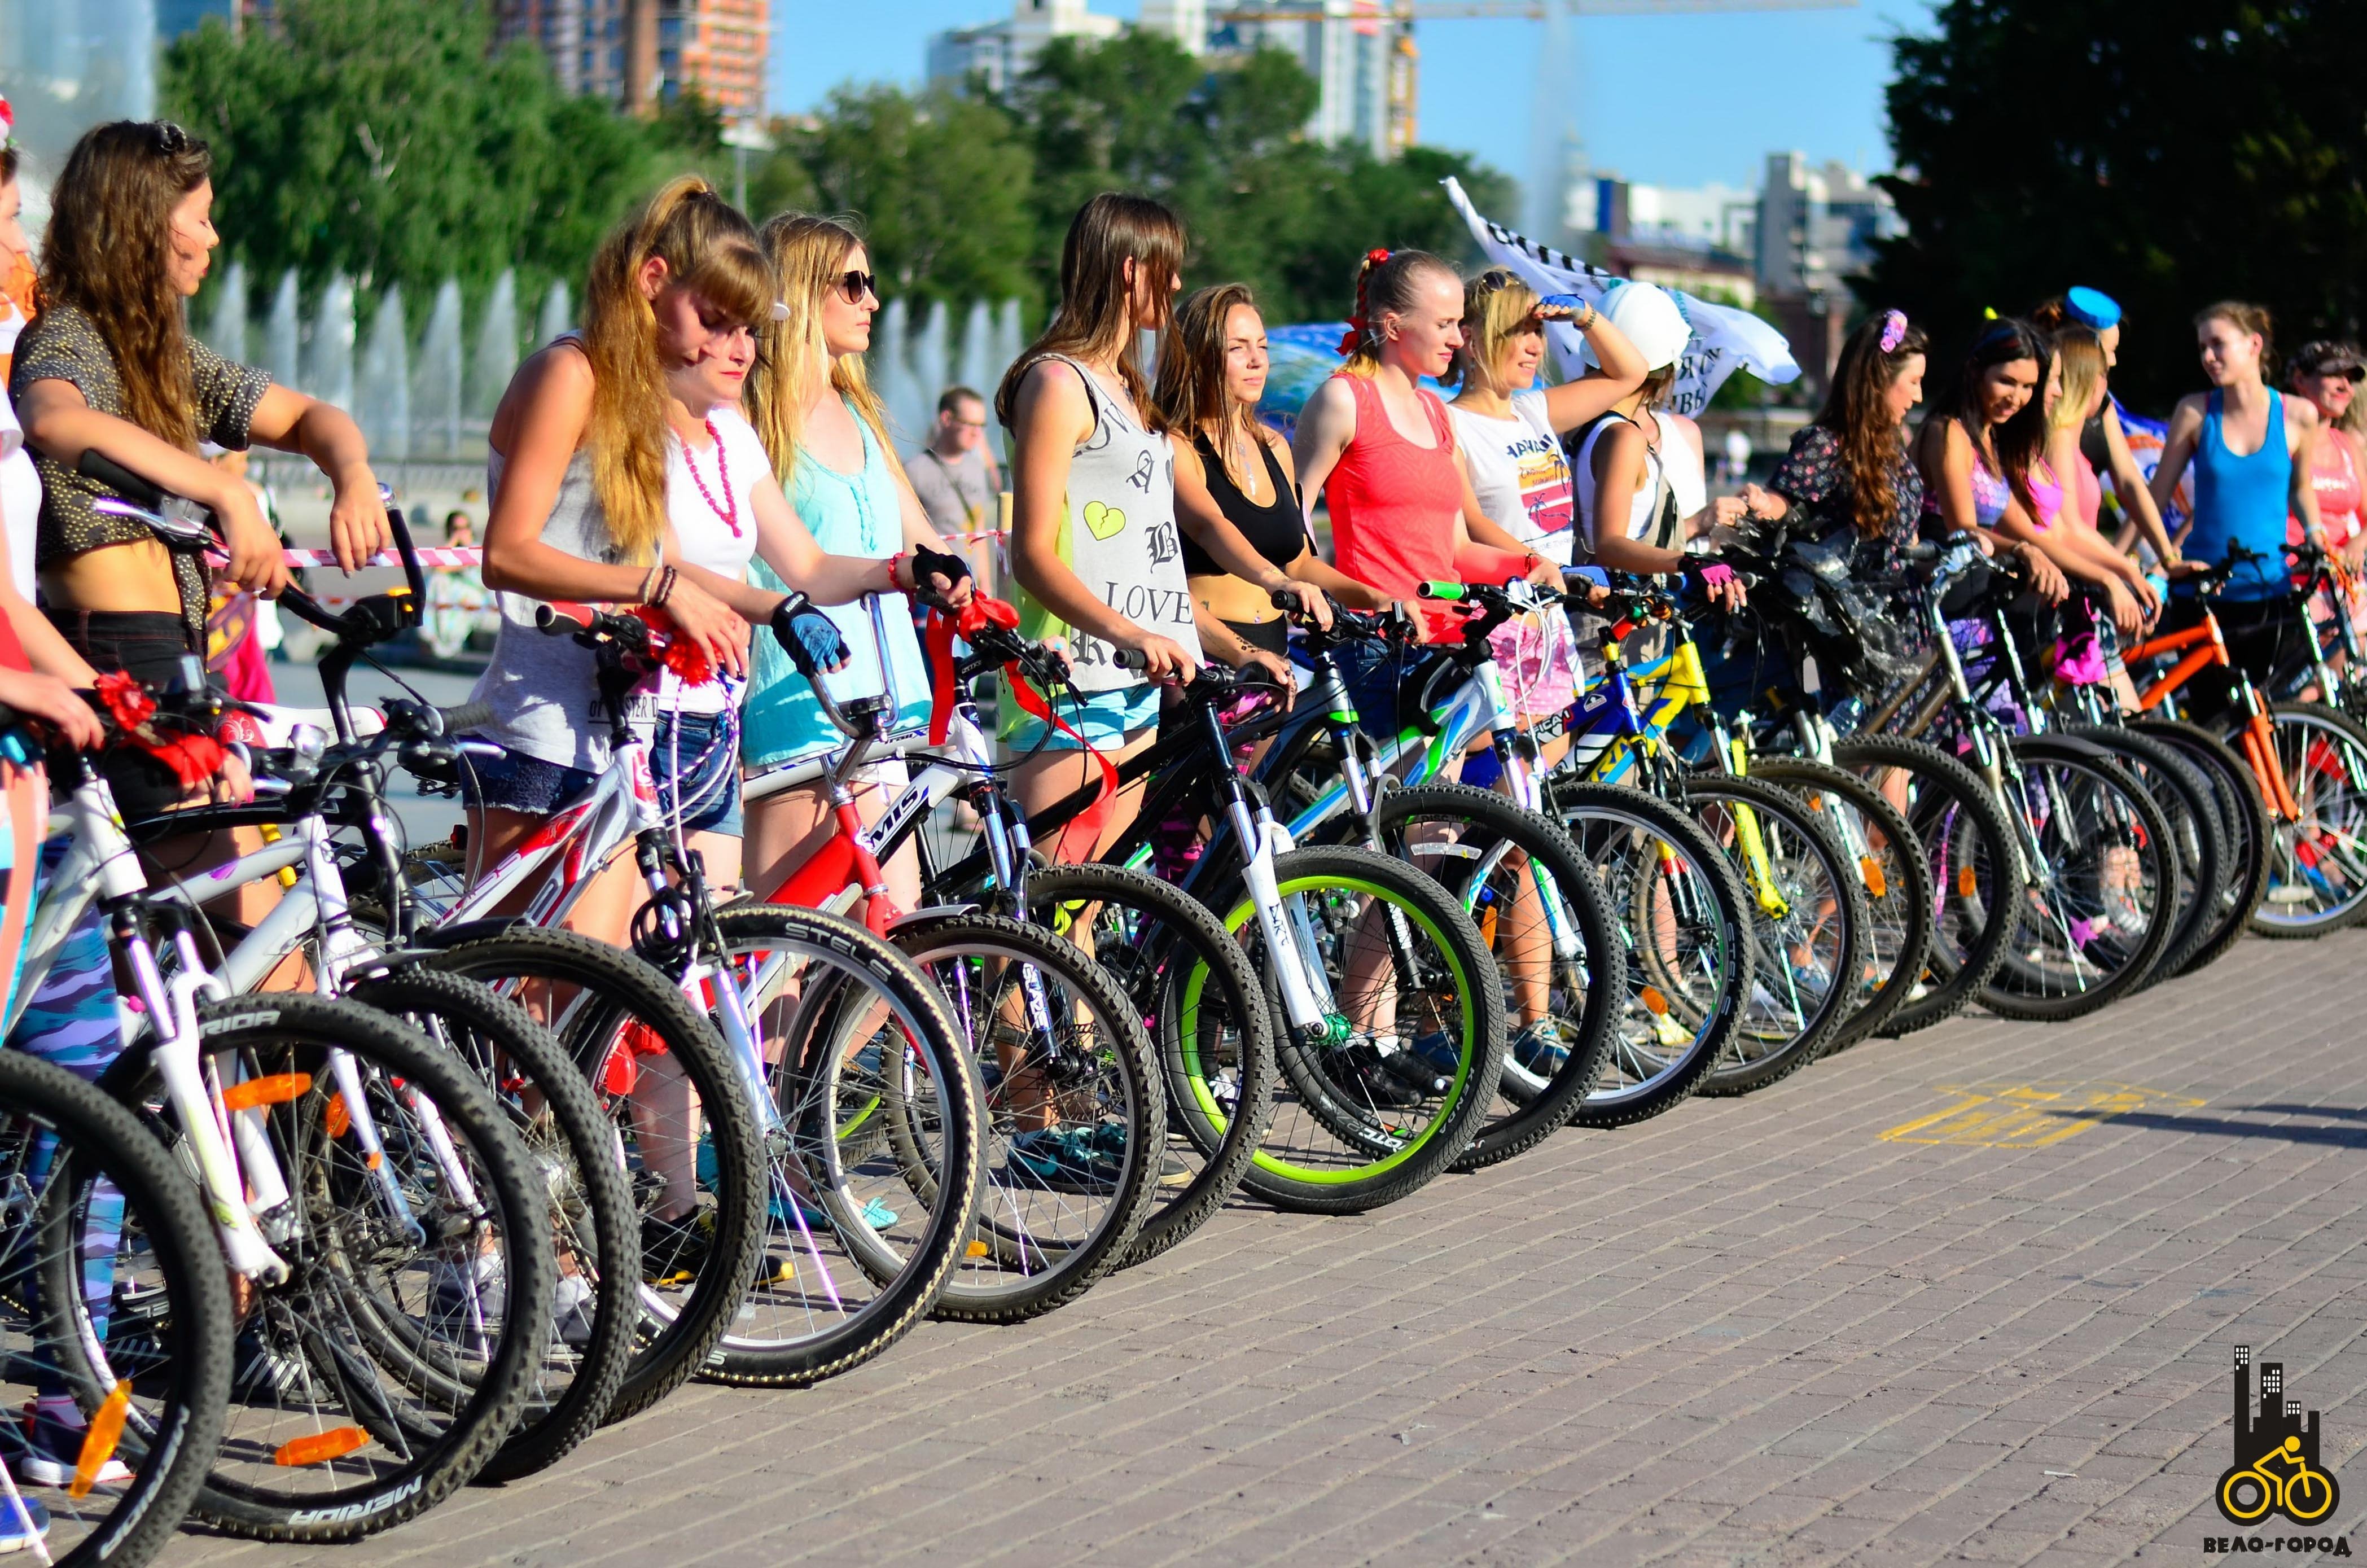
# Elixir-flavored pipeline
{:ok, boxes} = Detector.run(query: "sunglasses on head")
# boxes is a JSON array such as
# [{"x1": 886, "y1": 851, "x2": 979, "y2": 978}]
[{"x1": 837, "y1": 270, "x2": 877, "y2": 305}]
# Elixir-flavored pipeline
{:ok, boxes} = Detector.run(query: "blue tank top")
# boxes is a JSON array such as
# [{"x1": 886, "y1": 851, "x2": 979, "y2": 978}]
[
  {"x1": 2184, "y1": 388, "x2": 2291, "y2": 601},
  {"x1": 740, "y1": 400, "x2": 932, "y2": 769}
]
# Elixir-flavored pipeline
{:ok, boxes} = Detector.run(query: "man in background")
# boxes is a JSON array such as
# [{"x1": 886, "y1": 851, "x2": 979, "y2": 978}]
[{"x1": 906, "y1": 386, "x2": 1002, "y2": 595}]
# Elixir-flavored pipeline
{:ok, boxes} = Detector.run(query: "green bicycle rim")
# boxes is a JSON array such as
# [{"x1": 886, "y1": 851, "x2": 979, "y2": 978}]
[{"x1": 1221, "y1": 873, "x2": 1478, "y2": 1185}]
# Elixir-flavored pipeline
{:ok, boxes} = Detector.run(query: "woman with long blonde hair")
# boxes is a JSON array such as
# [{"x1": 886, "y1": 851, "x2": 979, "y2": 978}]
[
  {"x1": 735, "y1": 212, "x2": 973, "y2": 902},
  {"x1": 467, "y1": 177, "x2": 928, "y2": 1262}
]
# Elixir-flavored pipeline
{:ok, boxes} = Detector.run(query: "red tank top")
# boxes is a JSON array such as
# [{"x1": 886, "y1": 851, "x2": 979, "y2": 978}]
[{"x1": 1323, "y1": 373, "x2": 1465, "y2": 636}]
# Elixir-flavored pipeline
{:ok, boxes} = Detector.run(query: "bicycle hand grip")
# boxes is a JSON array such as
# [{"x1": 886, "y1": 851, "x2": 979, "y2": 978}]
[
  {"x1": 1109, "y1": 648, "x2": 1150, "y2": 673},
  {"x1": 437, "y1": 702, "x2": 494, "y2": 735},
  {"x1": 1417, "y1": 581, "x2": 1464, "y2": 602},
  {"x1": 536, "y1": 602, "x2": 598, "y2": 636},
  {"x1": 76, "y1": 448, "x2": 169, "y2": 510}
]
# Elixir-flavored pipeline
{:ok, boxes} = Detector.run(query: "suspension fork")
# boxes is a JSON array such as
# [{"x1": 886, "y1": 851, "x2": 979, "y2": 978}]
[
  {"x1": 1199, "y1": 699, "x2": 1334, "y2": 1039},
  {"x1": 642, "y1": 835, "x2": 788, "y2": 1138},
  {"x1": 116, "y1": 912, "x2": 291, "y2": 1282}
]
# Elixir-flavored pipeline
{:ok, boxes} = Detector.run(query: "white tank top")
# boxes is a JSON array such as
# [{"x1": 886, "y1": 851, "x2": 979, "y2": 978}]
[{"x1": 1573, "y1": 409, "x2": 1675, "y2": 553}]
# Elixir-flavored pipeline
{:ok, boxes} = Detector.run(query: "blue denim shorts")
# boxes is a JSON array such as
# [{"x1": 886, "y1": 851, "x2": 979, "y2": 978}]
[
  {"x1": 468, "y1": 711, "x2": 743, "y2": 836},
  {"x1": 999, "y1": 679, "x2": 1163, "y2": 752}
]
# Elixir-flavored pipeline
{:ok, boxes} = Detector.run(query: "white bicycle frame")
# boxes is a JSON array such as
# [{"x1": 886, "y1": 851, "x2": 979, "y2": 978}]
[{"x1": 10, "y1": 768, "x2": 295, "y2": 1284}]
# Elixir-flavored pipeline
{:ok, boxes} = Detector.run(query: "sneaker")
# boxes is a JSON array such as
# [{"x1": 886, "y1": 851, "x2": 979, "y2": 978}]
[
  {"x1": 1407, "y1": 1032, "x2": 1462, "y2": 1077},
  {"x1": 772, "y1": 1190, "x2": 900, "y2": 1233},
  {"x1": 642, "y1": 1210, "x2": 789, "y2": 1289},
  {"x1": 1510, "y1": 1023, "x2": 1570, "y2": 1078},
  {"x1": 427, "y1": 1251, "x2": 506, "y2": 1330},
  {"x1": 232, "y1": 1330, "x2": 324, "y2": 1406},
  {"x1": 0, "y1": 1493, "x2": 47, "y2": 1553},
  {"x1": 551, "y1": 1274, "x2": 597, "y2": 1351},
  {"x1": 1003, "y1": 1128, "x2": 1125, "y2": 1194},
  {"x1": 13, "y1": 1409, "x2": 132, "y2": 1489},
  {"x1": 1084, "y1": 1123, "x2": 1191, "y2": 1188}
]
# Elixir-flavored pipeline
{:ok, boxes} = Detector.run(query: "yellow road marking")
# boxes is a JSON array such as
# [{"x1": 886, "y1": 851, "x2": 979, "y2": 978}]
[{"x1": 1879, "y1": 1080, "x2": 2204, "y2": 1149}]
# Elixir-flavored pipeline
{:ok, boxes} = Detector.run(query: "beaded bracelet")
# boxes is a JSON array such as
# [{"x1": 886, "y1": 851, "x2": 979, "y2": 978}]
[
  {"x1": 652, "y1": 565, "x2": 678, "y2": 607},
  {"x1": 884, "y1": 551, "x2": 909, "y2": 592}
]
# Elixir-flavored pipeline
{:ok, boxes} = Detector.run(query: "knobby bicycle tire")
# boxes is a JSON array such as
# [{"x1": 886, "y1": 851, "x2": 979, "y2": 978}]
[
  {"x1": 1828, "y1": 735, "x2": 2024, "y2": 1037},
  {"x1": 1542, "y1": 782, "x2": 1751, "y2": 1128},
  {"x1": 95, "y1": 993, "x2": 555, "y2": 1543},
  {"x1": 1016, "y1": 864, "x2": 1277, "y2": 1267},
  {"x1": 347, "y1": 967, "x2": 637, "y2": 1480},
  {"x1": 1339, "y1": 782, "x2": 1623, "y2": 1170},
  {"x1": 1746, "y1": 756, "x2": 1934, "y2": 1050},
  {"x1": 3, "y1": 1049, "x2": 232, "y2": 1568},
  {"x1": 414, "y1": 928, "x2": 763, "y2": 1424},
  {"x1": 891, "y1": 912, "x2": 1162, "y2": 1322},
  {"x1": 700, "y1": 904, "x2": 983, "y2": 1383}
]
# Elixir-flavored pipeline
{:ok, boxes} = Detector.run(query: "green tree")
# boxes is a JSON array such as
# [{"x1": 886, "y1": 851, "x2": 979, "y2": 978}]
[
  {"x1": 1869, "y1": 0, "x2": 2367, "y2": 409},
  {"x1": 164, "y1": 0, "x2": 685, "y2": 310},
  {"x1": 762, "y1": 85, "x2": 1038, "y2": 308}
]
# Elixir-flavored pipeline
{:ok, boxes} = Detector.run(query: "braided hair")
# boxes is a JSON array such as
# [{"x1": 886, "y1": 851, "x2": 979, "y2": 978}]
[{"x1": 1338, "y1": 248, "x2": 1458, "y2": 376}]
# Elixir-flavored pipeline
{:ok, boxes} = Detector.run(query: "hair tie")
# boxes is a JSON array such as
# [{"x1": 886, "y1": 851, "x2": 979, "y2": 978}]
[
  {"x1": 1878, "y1": 309, "x2": 1908, "y2": 354},
  {"x1": 0, "y1": 95, "x2": 13, "y2": 152},
  {"x1": 1335, "y1": 323, "x2": 1361, "y2": 356},
  {"x1": 1338, "y1": 249, "x2": 1393, "y2": 356}
]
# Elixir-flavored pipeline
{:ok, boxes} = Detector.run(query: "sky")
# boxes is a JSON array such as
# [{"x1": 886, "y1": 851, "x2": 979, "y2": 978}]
[{"x1": 768, "y1": 0, "x2": 1940, "y2": 195}]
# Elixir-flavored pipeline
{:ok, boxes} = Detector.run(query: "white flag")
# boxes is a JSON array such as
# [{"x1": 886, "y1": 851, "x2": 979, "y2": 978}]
[{"x1": 1442, "y1": 177, "x2": 1799, "y2": 418}]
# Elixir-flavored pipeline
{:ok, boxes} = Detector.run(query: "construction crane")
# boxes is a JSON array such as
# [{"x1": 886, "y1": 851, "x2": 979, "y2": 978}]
[{"x1": 1207, "y1": 0, "x2": 1853, "y2": 154}]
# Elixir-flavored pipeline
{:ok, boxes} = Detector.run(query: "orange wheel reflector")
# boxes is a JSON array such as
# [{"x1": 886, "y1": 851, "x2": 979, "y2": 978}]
[
  {"x1": 1859, "y1": 857, "x2": 1888, "y2": 899},
  {"x1": 965, "y1": 1239, "x2": 990, "y2": 1258},
  {"x1": 1957, "y1": 865, "x2": 1979, "y2": 897},
  {"x1": 1477, "y1": 905, "x2": 1499, "y2": 947},
  {"x1": 68, "y1": 1381, "x2": 133, "y2": 1498},
  {"x1": 324, "y1": 1093, "x2": 351, "y2": 1138},
  {"x1": 365, "y1": 1152, "x2": 383, "y2": 1171},
  {"x1": 222, "y1": 1073, "x2": 312, "y2": 1112},
  {"x1": 1639, "y1": 986, "x2": 1669, "y2": 1017},
  {"x1": 274, "y1": 1427, "x2": 369, "y2": 1467}
]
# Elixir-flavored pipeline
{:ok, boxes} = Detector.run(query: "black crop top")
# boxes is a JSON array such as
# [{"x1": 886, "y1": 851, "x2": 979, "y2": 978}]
[{"x1": 1181, "y1": 431, "x2": 1307, "y2": 578}]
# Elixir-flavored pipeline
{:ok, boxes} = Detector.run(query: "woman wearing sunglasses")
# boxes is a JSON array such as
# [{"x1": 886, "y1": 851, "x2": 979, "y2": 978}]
[{"x1": 737, "y1": 215, "x2": 974, "y2": 905}]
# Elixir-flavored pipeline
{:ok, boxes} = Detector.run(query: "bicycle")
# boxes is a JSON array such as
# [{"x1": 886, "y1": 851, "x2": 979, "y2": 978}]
[
  {"x1": 0, "y1": 1046, "x2": 230, "y2": 1566},
  {"x1": 740, "y1": 597, "x2": 1275, "y2": 1269},
  {"x1": 16, "y1": 675, "x2": 555, "y2": 1541},
  {"x1": 937, "y1": 650, "x2": 1507, "y2": 1212}
]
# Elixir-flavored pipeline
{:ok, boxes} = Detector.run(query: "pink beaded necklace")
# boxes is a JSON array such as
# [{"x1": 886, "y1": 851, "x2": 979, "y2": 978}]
[{"x1": 682, "y1": 419, "x2": 740, "y2": 537}]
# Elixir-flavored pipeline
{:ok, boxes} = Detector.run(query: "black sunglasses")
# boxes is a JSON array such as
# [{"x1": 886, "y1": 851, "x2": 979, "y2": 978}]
[{"x1": 837, "y1": 270, "x2": 877, "y2": 305}]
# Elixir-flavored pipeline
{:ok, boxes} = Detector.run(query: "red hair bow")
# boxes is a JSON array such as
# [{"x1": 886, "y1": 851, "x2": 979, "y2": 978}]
[{"x1": 1337, "y1": 248, "x2": 1396, "y2": 356}]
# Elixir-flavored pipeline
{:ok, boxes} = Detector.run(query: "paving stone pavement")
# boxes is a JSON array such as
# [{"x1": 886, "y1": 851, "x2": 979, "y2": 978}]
[{"x1": 180, "y1": 930, "x2": 2367, "y2": 1568}]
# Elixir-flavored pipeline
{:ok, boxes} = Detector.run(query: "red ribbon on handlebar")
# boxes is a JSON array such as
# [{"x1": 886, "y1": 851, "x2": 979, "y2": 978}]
[
  {"x1": 626, "y1": 605, "x2": 716, "y2": 686},
  {"x1": 924, "y1": 598, "x2": 1116, "y2": 810},
  {"x1": 93, "y1": 671, "x2": 229, "y2": 789}
]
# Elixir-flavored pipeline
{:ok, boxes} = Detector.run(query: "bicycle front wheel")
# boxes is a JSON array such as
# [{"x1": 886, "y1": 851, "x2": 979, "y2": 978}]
[
  {"x1": 1347, "y1": 783, "x2": 1622, "y2": 1170},
  {"x1": 347, "y1": 967, "x2": 638, "y2": 1481},
  {"x1": 2, "y1": 1050, "x2": 231, "y2": 1568},
  {"x1": 1018, "y1": 865, "x2": 1277, "y2": 1268},
  {"x1": 1980, "y1": 735, "x2": 2178, "y2": 1020},
  {"x1": 1225, "y1": 844, "x2": 1506, "y2": 1213},
  {"x1": 2243, "y1": 700, "x2": 2367, "y2": 935},
  {"x1": 95, "y1": 993, "x2": 556, "y2": 1543},
  {"x1": 700, "y1": 904, "x2": 983, "y2": 1383},
  {"x1": 1545, "y1": 782, "x2": 1751, "y2": 1128},
  {"x1": 892, "y1": 913, "x2": 1163, "y2": 1323},
  {"x1": 1687, "y1": 774, "x2": 1869, "y2": 1096},
  {"x1": 1748, "y1": 756, "x2": 1934, "y2": 1050},
  {"x1": 417, "y1": 928, "x2": 765, "y2": 1425}
]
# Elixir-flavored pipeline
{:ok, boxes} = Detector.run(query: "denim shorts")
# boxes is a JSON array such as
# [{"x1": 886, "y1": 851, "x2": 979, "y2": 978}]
[
  {"x1": 999, "y1": 679, "x2": 1163, "y2": 752},
  {"x1": 468, "y1": 712, "x2": 743, "y2": 836}
]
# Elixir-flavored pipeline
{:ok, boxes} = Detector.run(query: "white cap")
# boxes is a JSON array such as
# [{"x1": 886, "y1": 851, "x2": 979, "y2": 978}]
[{"x1": 1601, "y1": 281, "x2": 1691, "y2": 371}]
